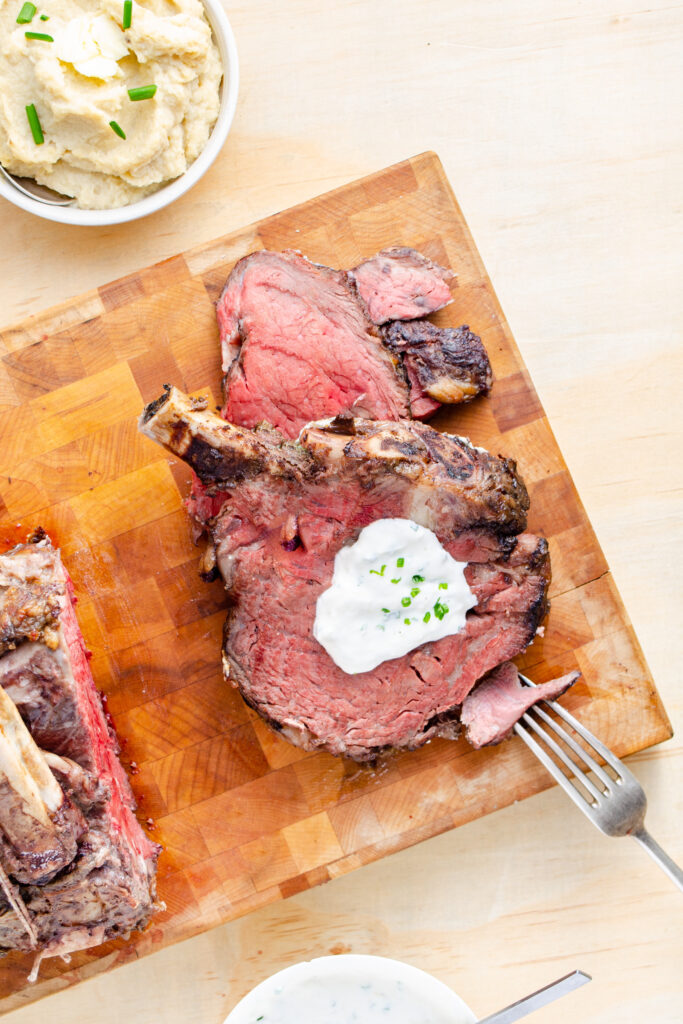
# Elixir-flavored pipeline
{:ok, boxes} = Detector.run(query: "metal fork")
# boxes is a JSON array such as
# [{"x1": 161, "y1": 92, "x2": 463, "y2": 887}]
[{"x1": 514, "y1": 672, "x2": 683, "y2": 891}]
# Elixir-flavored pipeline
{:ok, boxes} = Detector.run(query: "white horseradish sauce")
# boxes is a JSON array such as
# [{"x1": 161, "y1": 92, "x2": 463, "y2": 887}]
[
  {"x1": 224, "y1": 956, "x2": 475, "y2": 1024},
  {"x1": 313, "y1": 518, "x2": 477, "y2": 674}
]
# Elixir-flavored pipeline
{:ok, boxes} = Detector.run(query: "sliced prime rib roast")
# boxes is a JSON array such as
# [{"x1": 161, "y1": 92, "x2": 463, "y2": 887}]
[
  {"x1": 461, "y1": 662, "x2": 580, "y2": 749},
  {"x1": 139, "y1": 387, "x2": 552, "y2": 761},
  {"x1": 348, "y1": 246, "x2": 454, "y2": 324},
  {"x1": 217, "y1": 248, "x2": 492, "y2": 436},
  {"x1": 0, "y1": 533, "x2": 159, "y2": 974}
]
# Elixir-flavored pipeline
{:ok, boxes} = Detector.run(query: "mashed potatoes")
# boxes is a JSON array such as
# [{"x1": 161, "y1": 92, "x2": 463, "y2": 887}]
[{"x1": 0, "y1": 0, "x2": 222, "y2": 208}]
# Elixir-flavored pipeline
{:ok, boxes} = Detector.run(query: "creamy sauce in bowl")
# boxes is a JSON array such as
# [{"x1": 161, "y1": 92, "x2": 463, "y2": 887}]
[
  {"x1": 224, "y1": 956, "x2": 476, "y2": 1024},
  {"x1": 313, "y1": 518, "x2": 478, "y2": 675}
]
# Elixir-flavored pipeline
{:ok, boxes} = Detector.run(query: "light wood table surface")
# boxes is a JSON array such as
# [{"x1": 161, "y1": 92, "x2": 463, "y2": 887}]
[{"x1": 1, "y1": 1, "x2": 682, "y2": 1021}]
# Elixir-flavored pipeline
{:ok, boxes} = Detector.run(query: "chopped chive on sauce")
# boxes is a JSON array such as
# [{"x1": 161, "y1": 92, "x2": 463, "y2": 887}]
[
  {"x1": 434, "y1": 601, "x2": 449, "y2": 621},
  {"x1": 369, "y1": 564, "x2": 386, "y2": 577},
  {"x1": 25, "y1": 103, "x2": 43, "y2": 144},
  {"x1": 381, "y1": 608, "x2": 390, "y2": 614},
  {"x1": 16, "y1": 2, "x2": 36, "y2": 23},
  {"x1": 404, "y1": 618, "x2": 411, "y2": 625},
  {"x1": 25, "y1": 30, "x2": 53, "y2": 40},
  {"x1": 128, "y1": 84, "x2": 157, "y2": 101},
  {"x1": 40, "y1": 12, "x2": 49, "y2": 19},
  {"x1": 412, "y1": 574, "x2": 424, "y2": 583},
  {"x1": 410, "y1": 587, "x2": 420, "y2": 598},
  {"x1": 401, "y1": 597, "x2": 411, "y2": 607},
  {"x1": 122, "y1": 0, "x2": 132, "y2": 29},
  {"x1": 423, "y1": 611, "x2": 431, "y2": 623},
  {"x1": 396, "y1": 557, "x2": 405, "y2": 568},
  {"x1": 439, "y1": 582, "x2": 448, "y2": 590},
  {"x1": 109, "y1": 120, "x2": 126, "y2": 139},
  {"x1": 390, "y1": 577, "x2": 401, "y2": 584}
]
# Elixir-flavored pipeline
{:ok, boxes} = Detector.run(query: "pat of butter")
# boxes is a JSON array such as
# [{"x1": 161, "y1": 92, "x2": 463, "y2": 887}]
[{"x1": 55, "y1": 15, "x2": 128, "y2": 79}]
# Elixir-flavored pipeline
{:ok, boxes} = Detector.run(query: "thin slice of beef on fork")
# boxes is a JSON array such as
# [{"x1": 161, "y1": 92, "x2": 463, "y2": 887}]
[
  {"x1": 139, "y1": 386, "x2": 551, "y2": 762},
  {"x1": 0, "y1": 532, "x2": 160, "y2": 977},
  {"x1": 461, "y1": 661, "x2": 581, "y2": 748}
]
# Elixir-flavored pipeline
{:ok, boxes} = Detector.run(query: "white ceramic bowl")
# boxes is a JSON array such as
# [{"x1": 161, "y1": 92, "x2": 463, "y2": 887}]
[
  {"x1": 0, "y1": 0, "x2": 239, "y2": 226},
  {"x1": 223, "y1": 955, "x2": 477, "y2": 1023}
]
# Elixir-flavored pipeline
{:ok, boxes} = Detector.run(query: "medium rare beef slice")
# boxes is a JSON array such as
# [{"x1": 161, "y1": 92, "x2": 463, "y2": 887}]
[
  {"x1": 217, "y1": 249, "x2": 409, "y2": 436},
  {"x1": 219, "y1": 520, "x2": 548, "y2": 760},
  {"x1": 140, "y1": 387, "x2": 550, "y2": 761},
  {"x1": 0, "y1": 536, "x2": 160, "y2": 966},
  {"x1": 383, "y1": 320, "x2": 492, "y2": 418},
  {"x1": 216, "y1": 247, "x2": 473, "y2": 437},
  {"x1": 350, "y1": 247, "x2": 454, "y2": 324},
  {"x1": 461, "y1": 662, "x2": 580, "y2": 748}
]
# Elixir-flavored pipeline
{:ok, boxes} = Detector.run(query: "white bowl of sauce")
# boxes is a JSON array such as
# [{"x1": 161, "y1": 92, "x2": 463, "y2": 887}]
[{"x1": 223, "y1": 955, "x2": 477, "y2": 1024}]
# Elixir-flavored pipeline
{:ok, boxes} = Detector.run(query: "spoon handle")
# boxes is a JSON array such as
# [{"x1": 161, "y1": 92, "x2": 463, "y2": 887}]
[{"x1": 476, "y1": 970, "x2": 591, "y2": 1024}]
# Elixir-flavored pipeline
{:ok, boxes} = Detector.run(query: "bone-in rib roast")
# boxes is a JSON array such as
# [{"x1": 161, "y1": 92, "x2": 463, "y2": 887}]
[
  {"x1": 149, "y1": 245, "x2": 575, "y2": 758},
  {"x1": 140, "y1": 388, "x2": 553, "y2": 761},
  {"x1": 0, "y1": 532, "x2": 159, "y2": 975}
]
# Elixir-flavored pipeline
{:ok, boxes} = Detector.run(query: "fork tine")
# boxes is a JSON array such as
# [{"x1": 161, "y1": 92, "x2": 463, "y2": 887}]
[
  {"x1": 514, "y1": 718, "x2": 600, "y2": 819},
  {"x1": 531, "y1": 704, "x2": 615, "y2": 791},
  {"x1": 518, "y1": 713, "x2": 604, "y2": 804},
  {"x1": 542, "y1": 701, "x2": 623, "y2": 766},
  {"x1": 517, "y1": 674, "x2": 683, "y2": 891},
  {"x1": 518, "y1": 672, "x2": 629, "y2": 777}
]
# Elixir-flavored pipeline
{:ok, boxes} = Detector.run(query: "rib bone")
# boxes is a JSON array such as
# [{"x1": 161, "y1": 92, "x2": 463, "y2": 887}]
[
  {"x1": 140, "y1": 387, "x2": 530, "y2": 536},
  {"x1": 0, "y1": 686, "x2": 83, "y2": 884},
  {"x1": 138, "y1": 385, "x2": 314, "y2": 487}
]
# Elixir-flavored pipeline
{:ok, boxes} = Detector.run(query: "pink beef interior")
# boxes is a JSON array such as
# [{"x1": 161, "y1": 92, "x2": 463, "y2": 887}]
[
  {"x1": 218, "y1": 250, "x2": 409, "y2": 437},
  {"x1": 461, "y1": 662, "x2": 581, "y2": 748},
  {"x1": 350, "y1": 247, "x2": 454, "y2": 324},
  {"x1": 58, "y1": 573, "x2": 159, "y2": 866},
  {"x1": 401, "y1": 358, "x2": 442, "y2": 418},
  {"x1": 216, "y1": 479, "x2": 549, "y2": 760}
]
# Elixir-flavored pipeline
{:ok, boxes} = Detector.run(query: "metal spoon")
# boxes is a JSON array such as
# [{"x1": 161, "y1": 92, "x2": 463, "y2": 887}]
[
  {"x1": 0, "y1": 164, "x2": 74, "y2": 206},
  {"x1": 477, "y1": 970, "x2": 591, "y2": 1023}
]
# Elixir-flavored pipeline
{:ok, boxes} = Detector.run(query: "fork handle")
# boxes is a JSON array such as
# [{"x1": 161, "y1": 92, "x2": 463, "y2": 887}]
[{"x1": 632, "y1": 827, "x2": 683, "y2": 892}]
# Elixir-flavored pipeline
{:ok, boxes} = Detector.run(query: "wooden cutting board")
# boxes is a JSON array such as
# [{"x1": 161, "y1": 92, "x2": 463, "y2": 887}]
[{"x1": 0, "y1": 152, "x2": 671, "y2": 1012}]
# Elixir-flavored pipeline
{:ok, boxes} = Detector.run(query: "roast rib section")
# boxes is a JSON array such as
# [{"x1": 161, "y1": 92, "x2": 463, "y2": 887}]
[
  {"x1": 218, "y1": 249, "x2": 409, "y2": 434},
  {"x1": 0, "y1": 535, "x2": 160, "y2": 973},
  {"x1": 217, "y1": 248, "x2": 491, "y2": 435},
  {"x1": 140, "y1": 388, "x2": 550, "y2": 761}
]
